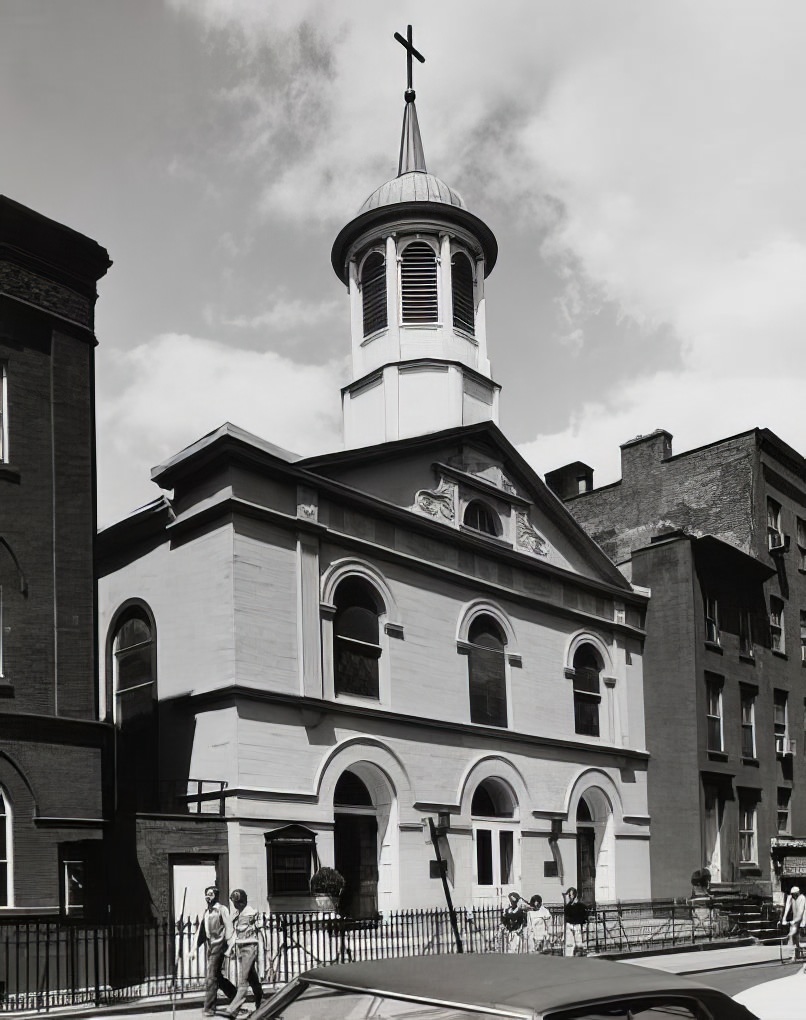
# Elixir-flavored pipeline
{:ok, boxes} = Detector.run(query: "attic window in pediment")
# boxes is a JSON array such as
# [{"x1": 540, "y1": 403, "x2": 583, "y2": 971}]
[{"x1": 463, "y1": 500, "x2": 500, "y2": 537}]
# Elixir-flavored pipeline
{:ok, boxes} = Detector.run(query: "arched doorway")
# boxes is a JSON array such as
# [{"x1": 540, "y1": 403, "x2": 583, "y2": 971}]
[
  {"x1": 471, "y1": 778, "x2": 519, "y2": 905},
  {"x1": 575, "y1": 788, "x2": 615, "y2": 905},
  {"x1": 333, "y1": 766, "x2": 397, "y2": 919}
]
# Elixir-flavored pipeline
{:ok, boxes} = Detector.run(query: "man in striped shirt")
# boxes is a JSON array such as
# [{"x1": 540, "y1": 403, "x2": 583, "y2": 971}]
[{"x1": 225, "y1": 889, "x2": 264, "y2": 1017}]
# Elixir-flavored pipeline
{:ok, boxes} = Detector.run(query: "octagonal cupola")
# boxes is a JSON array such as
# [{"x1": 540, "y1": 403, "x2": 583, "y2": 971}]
[{"x1": 331, "y1": 28, "x2": 499, "y2": 449}]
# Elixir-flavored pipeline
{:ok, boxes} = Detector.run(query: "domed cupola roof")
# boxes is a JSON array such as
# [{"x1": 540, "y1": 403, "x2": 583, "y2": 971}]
[
  {"x1": 331, "y1": 68, "x2": 497, "y2": 285},
  {"x1": 358, "y1": 171, "x2": 467, "y2": 214}
]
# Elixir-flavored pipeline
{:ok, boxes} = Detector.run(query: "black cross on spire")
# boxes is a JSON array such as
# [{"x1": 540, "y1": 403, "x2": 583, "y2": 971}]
[{"x1": 394, "y1": 24, "x2": 425, "y2": 98}]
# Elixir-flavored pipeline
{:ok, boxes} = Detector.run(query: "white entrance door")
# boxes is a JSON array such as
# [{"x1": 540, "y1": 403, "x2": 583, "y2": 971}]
[
  {"x1": 172, "y1": 861, "x2": 217, "y2": 922},
  {"x1": 703, "y1": 786, "x2": 722, "y2": 883},
  {"x1": 172, "y1": 860, "x2": 218, "y2": 985},
  {"x1": 472, "y1": 823, "x2": 519, "y2": 905}
]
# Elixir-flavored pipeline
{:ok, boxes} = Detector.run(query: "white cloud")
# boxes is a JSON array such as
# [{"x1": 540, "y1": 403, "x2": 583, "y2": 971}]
[
  {"x1": 219, "y1": 292, "x2": 340, "y2": 331},
  {"x1": 96, "y1": 333, "x2": 345, "y2": 527}
]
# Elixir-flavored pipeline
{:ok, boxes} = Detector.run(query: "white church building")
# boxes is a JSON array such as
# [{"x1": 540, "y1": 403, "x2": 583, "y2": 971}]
[{"x1": 97, "y1": 42, "x2": 652, "y2": 920}]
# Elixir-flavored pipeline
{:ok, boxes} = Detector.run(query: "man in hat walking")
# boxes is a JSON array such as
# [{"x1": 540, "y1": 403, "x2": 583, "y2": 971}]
[{"x1": 782, "y1": 886, "x2": 806, "y2": 960}]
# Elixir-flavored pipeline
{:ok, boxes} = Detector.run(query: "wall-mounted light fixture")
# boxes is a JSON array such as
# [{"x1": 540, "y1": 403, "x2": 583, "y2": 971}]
[{"x1": 436, "y1": 811, "x2": 451, "y2": 837}]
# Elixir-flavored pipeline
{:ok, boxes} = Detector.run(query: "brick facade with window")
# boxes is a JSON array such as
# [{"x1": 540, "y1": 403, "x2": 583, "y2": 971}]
[
  {"x1": 548, "y1": 428, "x2": 806, "y2": 900},
  {"x1": 0, "y1": 196, "x2": 112, "y2": 914}
]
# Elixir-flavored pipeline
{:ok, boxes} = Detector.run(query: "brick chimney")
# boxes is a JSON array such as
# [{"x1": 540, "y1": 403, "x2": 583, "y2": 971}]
[
  {"x1": 545, "y1": 461, "x2": 594, "y2": 500},
  {"x1": 620, "y1": 430, "x2": 673, "y2": 484}
]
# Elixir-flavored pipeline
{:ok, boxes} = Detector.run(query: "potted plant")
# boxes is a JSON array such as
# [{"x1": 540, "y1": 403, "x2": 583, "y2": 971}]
[{"x1": 310, "y1": 866, "x2": 345, "y2": 912}]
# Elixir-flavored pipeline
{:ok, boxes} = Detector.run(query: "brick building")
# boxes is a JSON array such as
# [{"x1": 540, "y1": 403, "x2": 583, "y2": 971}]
[
  {"x1": 0, "y1": 196, "x2": 112, "y2": 915},
  {"x1": 96, "y1": 70, "x2": 653, "y2": 920},
  {"x1": 547, "y1": 428, "x2": 806, "y2": 901}
]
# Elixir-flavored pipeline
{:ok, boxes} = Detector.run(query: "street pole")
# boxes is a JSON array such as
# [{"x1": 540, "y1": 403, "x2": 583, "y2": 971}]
[{"x1": 428, "y1": 817, "x2": 463, "y2": 954}]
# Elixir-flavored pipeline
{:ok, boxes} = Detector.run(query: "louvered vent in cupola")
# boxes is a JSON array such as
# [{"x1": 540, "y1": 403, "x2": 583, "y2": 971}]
[
  {"x1": 451, "y1": 251, "x2": 475, "y2": 336},
  {"x1": 400, "y1": 241, "x2": 438, "y2": 324},
  {"x1": 361, "y1": 251, "x2": 387, "y2": 337}
]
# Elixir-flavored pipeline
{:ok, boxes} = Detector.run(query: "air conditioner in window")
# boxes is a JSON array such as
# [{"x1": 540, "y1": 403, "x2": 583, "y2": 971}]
[
  {"x1": 769, "y1": 532, "x2": 790, "y2": 553},
  {"x1": 776, "y1": 735, "x2": 795, "y2": 756}
]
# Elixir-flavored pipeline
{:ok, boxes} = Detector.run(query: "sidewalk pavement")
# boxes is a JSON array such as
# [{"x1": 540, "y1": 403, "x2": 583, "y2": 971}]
[
  {"x1": 619, "y1": 941, "x2": 790, "y2": 974},
  {"x1": 28, "y1": 942, "x2": 796, "y2": 1020}
]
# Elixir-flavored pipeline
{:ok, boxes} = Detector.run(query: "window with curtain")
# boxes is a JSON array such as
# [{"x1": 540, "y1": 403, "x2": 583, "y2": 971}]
[
  {"x1": 467, "y1": 616, "x2": 507, "y2": 728},
  {"x1": 400, "y1": 241, "x2": 438, "y2": 324},
  {"x1": 361, "y1": 251, "x2": 387, "y2": 337},
  {"x1": 451, "y1": 251, "x2": 475, "y2": 336},
  {"x1": 334, "y1": 578, "x2": 382, "y2": 699}
]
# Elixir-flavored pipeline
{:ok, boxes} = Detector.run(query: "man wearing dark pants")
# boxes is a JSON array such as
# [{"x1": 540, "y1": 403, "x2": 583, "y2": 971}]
[
  {"x1": 198, "y1": 885, "x2": 236, "y2": 1017},
  {"x1": 225, "y1": 889, "x2": 263, "y2": 1017}
]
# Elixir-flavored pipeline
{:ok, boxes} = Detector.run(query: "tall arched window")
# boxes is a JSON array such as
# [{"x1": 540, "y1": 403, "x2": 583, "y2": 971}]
[
  {"x1": 0, "y1": 789, "x2": 10, "y2": 907},
  {"x1": 467, "y1": 615, "x2": 507, "y2": 727},
  {"x1": 334, "y1": 578, "x2": 382, "y2": 699},
  {"x1": 111, "y1": 606, "x2": 158, "y2": 810},
  {"x1": 400, "y1": 241, "x2": 438, "y2": 324},
  {"x1": 572, "y1": 644, "x2": 601, "y2": 737},
  {"x1": 361, "y1": 251, "x2": 387, "y2": 337},
  {"x1": 451, "y1": 251, "x2": 475, "y2": 336}
]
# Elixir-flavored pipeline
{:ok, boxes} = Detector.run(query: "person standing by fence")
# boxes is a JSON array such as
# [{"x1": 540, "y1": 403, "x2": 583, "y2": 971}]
[
  {"x1": 197, "y1": 885, "x2": 236, "y2": 1017},
  {"x1": 526, "y1": 894, "x2": 552, "y2": 953},
  {"x1": 500, "y1": 892, "x2": 527, "y2": 952},
  {"x1": 225, "y1": 889, "x2": 264, "y2": 1017},
  {"x1": 563, "y1": 887, "x2": 588, "y2": 956}
]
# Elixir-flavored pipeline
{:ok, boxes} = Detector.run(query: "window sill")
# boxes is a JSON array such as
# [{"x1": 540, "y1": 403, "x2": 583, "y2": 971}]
[
  {"x1": 453, "y1": 327, "x2": 478, "y2": 345},
  {"x1": 772, "y1": 650, "x2": 788, "y2": 660},
  {"x1": 741, "y1": 756, "x2": 760, "y2": 767},
  {"x1": 707, "y1": 750, "x2": 729, "y2": 762},
  {"x1": 704, "y1": 641, "x2": 723, "y2": 654},
  {"x1": 738, "y1": 654, "x2": 756, "y2": 665},
  {"x1": 360, "y1": 328, "x2": 388, "y2": 347},
  {"x1": 0, "y1": 681, "x2": 14, "y2": 698},
  {"x1": 0, "y1": 464, "x2": 20, "y2": 484}
]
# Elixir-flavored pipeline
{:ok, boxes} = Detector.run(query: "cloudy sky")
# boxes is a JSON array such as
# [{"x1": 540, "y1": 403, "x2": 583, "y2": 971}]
[{"x1": 3, "y1": 1, "x2": 805, "y2": 526}]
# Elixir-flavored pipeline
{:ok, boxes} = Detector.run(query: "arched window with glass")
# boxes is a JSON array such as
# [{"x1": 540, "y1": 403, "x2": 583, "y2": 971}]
[
  {"x1": 572, "y1": 643, "x2": 602, "y2": 737},
  {"x1": 463, "y1": 500, "x2": 499, "y2": 537},
  {"x1": 400, "y1": 240, "x2": 438, "y2": 324},
  {"x1": 110, "y1": 604, "x2": 158, "y2": 810},
  {"x1": 361, "y1": 251, "x2": 387, "y2": 337},
  {"x1": 0, "y1": 789, "x2": 11, "y2": 907},
  {"x1": 467, "y1": 615, "x2": 507, "y2": 728},
  {"x1": 333, "y1": 578, "x2": 383, "y2": 699},
  {"x1": 451, "y1": 251, "x2": 475, "y2": 336}
]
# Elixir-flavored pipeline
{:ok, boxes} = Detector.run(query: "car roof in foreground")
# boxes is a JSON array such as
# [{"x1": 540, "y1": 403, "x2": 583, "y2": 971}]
[{"x1": 299, "y1": 954, "x2": 746, "y2": 1016}]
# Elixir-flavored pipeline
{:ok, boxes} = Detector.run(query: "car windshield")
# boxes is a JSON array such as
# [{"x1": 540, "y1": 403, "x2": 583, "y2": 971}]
[{"x1": 273, "y1": 984, "x2": 520, "y2": 1019}]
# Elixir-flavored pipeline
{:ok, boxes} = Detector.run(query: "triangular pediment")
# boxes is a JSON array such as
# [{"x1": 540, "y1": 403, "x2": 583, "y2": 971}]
[{"x1": 299, "y1": 422, "x2": 631, "y2": 591}]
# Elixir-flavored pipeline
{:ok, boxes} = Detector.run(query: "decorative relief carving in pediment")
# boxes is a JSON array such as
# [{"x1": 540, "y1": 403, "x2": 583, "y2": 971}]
[
  {"x1": 413, "y1": 479, "x2": 455, "y2": 521},
  {"x1": 516, "y1": 511, "x2": 548, "y2": 557}
]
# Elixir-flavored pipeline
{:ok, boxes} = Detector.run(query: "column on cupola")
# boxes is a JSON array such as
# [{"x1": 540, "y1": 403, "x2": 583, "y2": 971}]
[
  {"x1": 348, "y1": 257, "x2": 362, "y2": 355},
  {"x1": 385, "y1": 234, "x2": 400, "y2": 357},
  {"x1": 474, "y1": 254, "x2": 490, "y2": 376},
  {"x1": 439, "y1": 232, "x2": 453, "y2": 333}
]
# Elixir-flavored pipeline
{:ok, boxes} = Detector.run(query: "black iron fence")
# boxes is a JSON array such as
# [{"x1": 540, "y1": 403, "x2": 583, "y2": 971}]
[{"x1": 0, "y1": 900, "x2": 754, "y2": 1013}]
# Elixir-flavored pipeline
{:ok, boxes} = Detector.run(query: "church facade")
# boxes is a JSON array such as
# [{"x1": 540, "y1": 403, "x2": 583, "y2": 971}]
[{"x1": 97, "y1": 60, "x2": 653, "y2": 918}]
